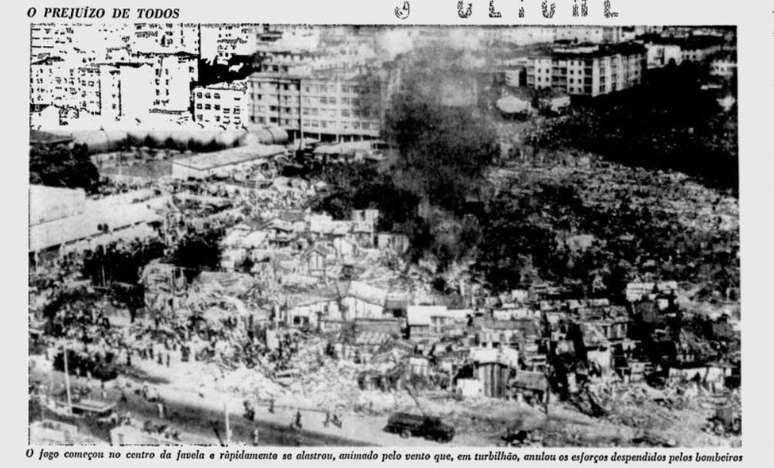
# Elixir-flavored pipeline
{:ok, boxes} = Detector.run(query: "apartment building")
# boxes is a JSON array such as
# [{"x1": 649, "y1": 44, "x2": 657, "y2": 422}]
[
  {"x1": 644, "y1": 42, "x2": 684, "y2": 68},
  {"x1": 247, "y1": 69, "x2": 383, "y2": 141},
  {"x1": 681, "y1": 36, "x2": 724, "y2": 62},
  {"x1": 132, "y1": 23, "x2": 199, "y2": 55},
  {"x1": 526, "y1": 42, "x2": 646, "y2": 97},
  {"x1": 200, "y1": 24, "x2": 260, "y2": 64},
  {"x1": 133, "y1": 52, "x2": 198, "y2": 112},
  {"x1": 640, "y1": 35, "x2": 725, "y2": 68},
  {"x1": 31, "y1": 24, "x2": 129, "y2": 63},
  {"x1": 31, "y1": 61, "x2": 103, "y2": 118},
  {"x1": 30, "y1": 57, "x2": 67, "y2": 108},
  {"x1": 554, "y1": 26, "x2": 625, "y2": 44},
  {"x1": 100, "y1": 63, "x2": 156, "y2": 121},
  {"x1": 193, "y1": 80, "x2": 249, "y2": 130}
]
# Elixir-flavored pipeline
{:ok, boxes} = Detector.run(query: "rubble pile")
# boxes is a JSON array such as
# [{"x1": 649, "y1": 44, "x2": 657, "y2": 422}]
[
  {"x1": 588, "y1": 382, "x2": 678, "y2": 431},
  {"x1": 215, "y1": 365, "x2": 285, "y2": 400}
]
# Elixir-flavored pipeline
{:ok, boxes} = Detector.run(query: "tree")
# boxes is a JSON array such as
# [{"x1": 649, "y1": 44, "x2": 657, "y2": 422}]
[
  {"x1": 170, "y1": 228, "x2": 225, "y2": 281},
  {"x1": 29, "y1": 143, "x2": 100, "y2": 193}
]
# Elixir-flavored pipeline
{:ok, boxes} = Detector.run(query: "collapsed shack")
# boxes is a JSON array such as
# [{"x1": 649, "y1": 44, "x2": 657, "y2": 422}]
[{"x1": 707, "y1": 404, "x2": 741, "y2": 435}]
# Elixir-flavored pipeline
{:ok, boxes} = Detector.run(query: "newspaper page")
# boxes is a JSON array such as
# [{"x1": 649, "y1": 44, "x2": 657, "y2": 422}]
[{"x1": 4, "y1": 0, "x2": 771, "y2": 466}]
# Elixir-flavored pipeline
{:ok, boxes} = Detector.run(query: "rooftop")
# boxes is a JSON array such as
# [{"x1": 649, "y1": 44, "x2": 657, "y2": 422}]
[
  {"x1": 172, "y1": 145, "x2": 286, "y2": 171},
  {"x1": 550, "y1": 41, "x2": 647, "y2": 58}
]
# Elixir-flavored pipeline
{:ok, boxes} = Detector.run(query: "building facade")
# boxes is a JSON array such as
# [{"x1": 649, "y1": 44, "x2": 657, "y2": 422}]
[
  {"x1": 193, "y1": 80, "x2": 249, "y2": 129},
  {"x1": 247, "y1": 70, "x2": 383, "y2": 141},
  {"x1": 526, "y1": 42, "x2": 646, "y2": 97}
]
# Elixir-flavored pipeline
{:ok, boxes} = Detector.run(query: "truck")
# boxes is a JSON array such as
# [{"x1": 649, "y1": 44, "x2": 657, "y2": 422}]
[{"x1": 384, "y1": 412, "x2": 455, "y2": 443}]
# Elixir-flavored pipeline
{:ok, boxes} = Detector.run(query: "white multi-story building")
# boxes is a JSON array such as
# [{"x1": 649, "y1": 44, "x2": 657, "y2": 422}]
[
  {"x1": 30, "y1": 57, "x2": 67, "y2": 108},
  {"x1": 484, "y1": 27, "x2": 556, "y2": 46},
  {"x1": 554, "y1": 26, "x2": 624, "y2": 44},
  {"x1": 526, "y1": 42, "x2": 646, "y2": 97},
  {"x1": 75, "y1": 65, "x2": 102, "y2": 115},
  {"x1": 248, "y1": 68, "x2": 384, "y2": 141},
  {"x1": 644, "y1": 42, "x2": 683, "y2": 68},
  {"x1": 640, "y1": 35, "x2": 725, "y2": 68},
  {"x1": 133, "y1": 52, "x2": 198, "y2": 112},
  {"x1": 132, "y1": 23, "x2": 199, "y2": 55},
  {"x1": 200, "y1": 24, "x2": 259, "y2": 64},
  {"x1": 101, "y1": 63, "x2": 156, "y2": 121},
  {"x1": 31, "y1": 23, "x2": 130, "y2": 63},
  {"x1": 193, "y1": 80, "x2": 248, "y2": 129},
  {"x1": 31, "y1": 60, "x2": 102, "y2": 118}
]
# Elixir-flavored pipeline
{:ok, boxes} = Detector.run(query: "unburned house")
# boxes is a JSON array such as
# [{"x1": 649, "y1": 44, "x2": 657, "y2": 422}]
[
  {"x1": 339, "y1": 281, "x2": 387, "y2": 320},
  {"x1": 406, "y1": 306, "x2": 470, "y2": 341},
  {"x1": 469, "y1": 346, "x2": 520, "y2": 398}
]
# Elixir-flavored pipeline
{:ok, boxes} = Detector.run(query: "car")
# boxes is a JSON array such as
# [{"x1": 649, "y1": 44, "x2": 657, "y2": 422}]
[{"x1": 384, "y1": 412, "x2": 454, "y2": 443}]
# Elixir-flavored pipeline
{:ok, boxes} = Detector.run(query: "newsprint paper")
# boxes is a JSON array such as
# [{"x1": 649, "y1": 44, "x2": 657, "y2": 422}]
[{"x1": 3, "y1": 0, "x2": 773, "y2": 467}]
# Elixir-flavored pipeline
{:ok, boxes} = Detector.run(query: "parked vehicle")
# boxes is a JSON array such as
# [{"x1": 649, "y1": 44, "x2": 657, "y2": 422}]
[{"x1": 384, "y1": 412, "x2": 454, "y2": 443}]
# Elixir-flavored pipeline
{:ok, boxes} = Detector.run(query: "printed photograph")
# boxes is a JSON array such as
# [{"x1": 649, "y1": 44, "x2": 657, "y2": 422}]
[{"x1": 28, "y1": 24, "x2": 739, "y2": 447}]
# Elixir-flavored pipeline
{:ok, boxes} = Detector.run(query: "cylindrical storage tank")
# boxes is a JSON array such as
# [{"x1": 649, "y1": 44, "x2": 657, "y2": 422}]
[
  {"x1": 215, "y1": 130, "x2": 246, "y2": 147},
  {"x1": 244, "y1": 127, "x2": 289, "y2": 145}
]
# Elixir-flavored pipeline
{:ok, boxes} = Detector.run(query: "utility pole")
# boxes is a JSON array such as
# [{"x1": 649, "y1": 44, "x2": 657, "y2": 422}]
[
  {"x1": 63, "y1": 345, "x2": 73, "y2": 415},
  {"x1": 297, "y1": 77, "x2": 304, "y2": 150},
  {"x1": 224, "y1": 401, "x2": 231, "y2": 446}
]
